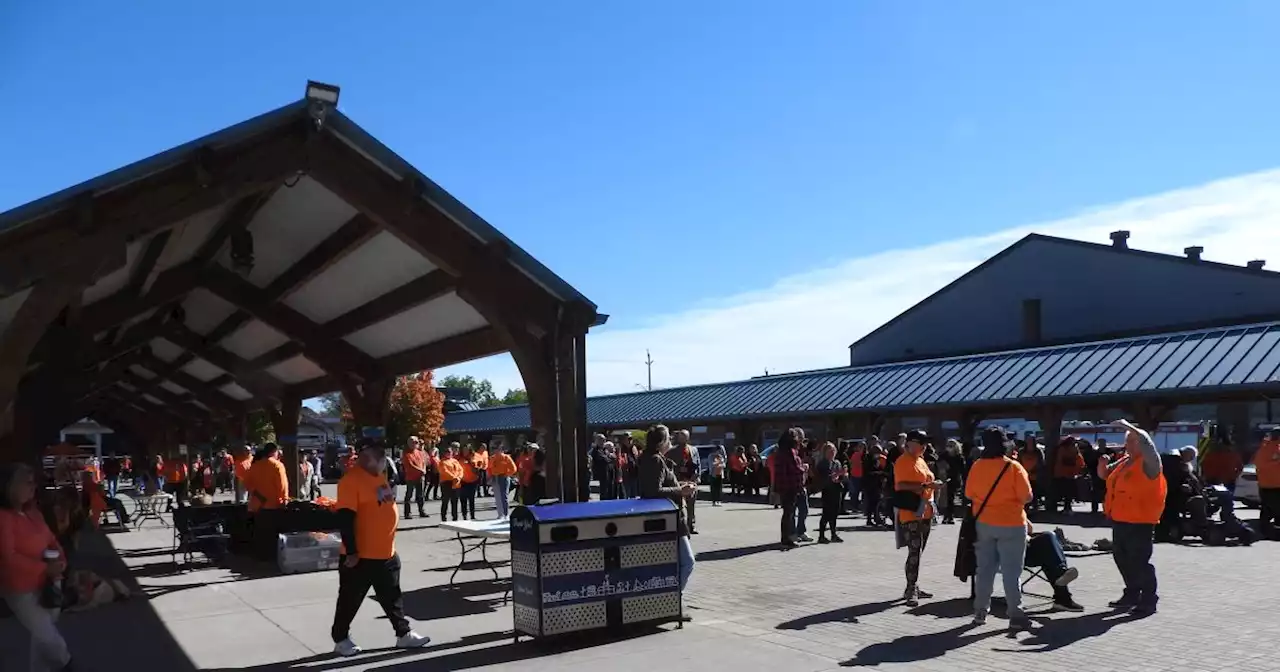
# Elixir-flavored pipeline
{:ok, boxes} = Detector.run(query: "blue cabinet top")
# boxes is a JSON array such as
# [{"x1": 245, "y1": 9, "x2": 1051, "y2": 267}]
[{"x1": 515, "y1": 499, "x2": 676, "y2": 522}]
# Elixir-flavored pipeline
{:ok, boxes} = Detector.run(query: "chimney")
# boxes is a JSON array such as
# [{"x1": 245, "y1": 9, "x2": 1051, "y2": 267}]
[
  {"x1": 1184, "y1": 246, "x2": 1203, "y2": 261},
  {"x1": 1109, "y1": 230, "x2": 1130, "y2": 249},
  {"x1": 1248, "y1": 260, "x2": 1266, "y2": 270}
]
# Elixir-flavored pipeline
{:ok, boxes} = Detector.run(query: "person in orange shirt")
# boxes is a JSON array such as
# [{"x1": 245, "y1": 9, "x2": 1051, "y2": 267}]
[
  {"x1": 458, "y1": 446, "x2": 480, "y2": 520},
  {"x1": 847, "y1": 441, "x2": 866, "y2": 513},
  {"x1": 1099, "y1": 419, "x2": 1167, "y2": 614},
  {"x1": 330, "y1": 441, "x2": 429, "y2": 657},
  {"x1": 1201, "y1": 440, "x2": 1244, "y2": 492},
  {"x1": 894, "y1": 429, "x2": 941, "y2": 607},
  {"x1": 728, "y1": 446, "x2": 747, "y2": 496},
  {"x1": 246, "y1": 443, "x2": 289, "y2": 514},
  {"x1": 1052, "y1": 437, "x2": 1086, "y2": 514},
  {"x1": 1017, "y1": 441, "x2": 1044, "y2": 511},
  {"x1": 163, "y1": 456, "x2": 190, "y2": 510},
  {"x1": 473, "y1": 443, "x2": 491, "y2": 498},
  {"x1": 965, "y1": 427, "x2": 1034, "y2": 627},
  {"x1": 233, "y1": 446, "x2": 253, "y2": 505},
  {"x1": 401, "y1": 436, "x2": 428, "y2": 519},
  {"x1": 424, "y1": 446, "x2": 440, "y2": 501},
  {"x1": 488, "y1": 445, "x2": 518, "y2": 519},
  {"x1": 1253, "y1": 428, "x2": 1280, "y2": 537},
  {"x1": 516, "y1": 446, "x2": 534, "y2": 504},
  {"x1": 437, "y1": 444, "x2": 465, "y2": 521}
]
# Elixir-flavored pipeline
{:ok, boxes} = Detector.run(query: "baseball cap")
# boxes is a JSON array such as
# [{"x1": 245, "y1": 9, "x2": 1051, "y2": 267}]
[{"x1": 905, "y1": 429, "x2": 931, "y2": 444}]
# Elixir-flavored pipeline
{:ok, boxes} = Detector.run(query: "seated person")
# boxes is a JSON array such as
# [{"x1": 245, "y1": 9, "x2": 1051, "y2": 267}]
[
  {"x1": 82, "y1": 474, "x2": 130, "y2": 527},
  {"x1": 1024, "y1": 525, "x2": 1083, "y2": 612}
]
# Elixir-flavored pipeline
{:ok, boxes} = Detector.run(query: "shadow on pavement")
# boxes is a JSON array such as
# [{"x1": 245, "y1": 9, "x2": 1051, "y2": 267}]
[
  {"x1": 377, "y1": 624, "x2": 675, "y2": 672},
  {"x1": 905, "y1": 597, "x2": 973, "y2": 620},
  {"x1": 994, "y1": 609, "x2": 1148, "y2": 653},
  {"x1": 399, "y1": 578, "x2": 513, "y2": 622},
  {"x1": 0, "y1": 529, "x2": 200, "y2": 672},
  {"x1": 1029, "y1": 511, "x2": 1110, "y2": 529},
  {"x1": 695, "y1": 542, "x2": 783, "y2": 562},
  {"x1": 201, "y1": 630, "x2": 513, "y2": 672},
  {"x1": 840, "y1": 623, "x2": 1005, "y2": 667},
  {"x1": 776, "y1": 599, "x2": 900, "y2": 629}
]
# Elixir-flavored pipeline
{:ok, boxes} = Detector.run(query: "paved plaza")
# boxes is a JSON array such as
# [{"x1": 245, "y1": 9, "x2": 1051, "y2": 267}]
[{"x1": 3, "y1": 488, "x2": 1278, "y2": 671}]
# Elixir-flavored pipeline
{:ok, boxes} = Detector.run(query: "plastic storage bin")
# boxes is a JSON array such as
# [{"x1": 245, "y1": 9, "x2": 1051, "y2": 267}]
[{"x1": 276, "y1": 531, "x2": 342, "y2": 574}]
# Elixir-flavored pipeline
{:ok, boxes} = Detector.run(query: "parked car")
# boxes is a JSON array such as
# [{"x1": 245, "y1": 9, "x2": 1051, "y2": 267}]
[{"x1": 1236, "y1": 463, "x2": 1260, "y2": 507}]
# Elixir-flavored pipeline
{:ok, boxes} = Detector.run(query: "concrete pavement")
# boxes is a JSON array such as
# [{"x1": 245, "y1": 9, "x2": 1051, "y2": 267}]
[{"x1": 3, "y1": 488, "x2": 1278, "y2": 671}]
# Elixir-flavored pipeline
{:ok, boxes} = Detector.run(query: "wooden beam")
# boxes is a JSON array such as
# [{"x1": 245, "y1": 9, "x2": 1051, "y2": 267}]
[
  {"x1": 102, "y1": 230, "x2": 174, "y2": 345},
  {"x1": 0, "y1": 121, "x2": 308, "y2": 293},
  {"x1": 128, "y1": 351, "x2": 248, "y2": 416},
  {"x1": 263, "y1": 214, "x2": 380, "y2": 302},
  {"x1": 248, "y1": 342, "x2": 305, "y2": 370},
  {"x1": 200, "y1": 265, "x2": 379, "y2": 381},
  {"x1": 305, "y1": 133, "x2": 563, "y2": 337},
  {"x1": 163, "y1": 323, "x2": 283, "y2": 401},
  {"x1": 78, "y1": 263, "x2": 202, "y2": 334},
  {"x1": 318, "y1": 270, "x2": 455, "y2": 339}
]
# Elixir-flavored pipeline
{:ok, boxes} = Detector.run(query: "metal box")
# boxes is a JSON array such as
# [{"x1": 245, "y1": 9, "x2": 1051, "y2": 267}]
[
  {"x1": 509, "y1": 499, "x2": 682, "y2": 639},
  {"x1": 276, "y1": 531, "x2": 341, "y2": 574}
]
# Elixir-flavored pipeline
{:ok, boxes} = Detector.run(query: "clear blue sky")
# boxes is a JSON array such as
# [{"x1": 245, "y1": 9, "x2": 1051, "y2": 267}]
[{"x1": 3, "y1": 2, "x2": 1280, "y2": 330}]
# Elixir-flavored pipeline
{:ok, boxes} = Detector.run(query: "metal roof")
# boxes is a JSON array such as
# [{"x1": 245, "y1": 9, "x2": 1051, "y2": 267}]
[{"x1": 444, "y1": 320, "x2": 1280, "y2": 433}]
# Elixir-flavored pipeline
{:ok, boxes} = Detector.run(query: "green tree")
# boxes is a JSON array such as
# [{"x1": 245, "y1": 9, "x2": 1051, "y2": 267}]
[
  {"x1": 317, "y1": 391, "x2": 345, "y2": 417},
  {"x1": 497, "y1": 388, "x2": 528, "y2": 406},
  {"x1": 438, "y1": 375, "x2": 497, "y2": 406}
]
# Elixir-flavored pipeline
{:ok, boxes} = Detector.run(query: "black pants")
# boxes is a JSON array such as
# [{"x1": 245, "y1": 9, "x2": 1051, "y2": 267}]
[
  {"x1": 864, "y1": 486, "x2": 883, "y2": 523},
  {"x1": 819, "y1": 485, "x2": 841, "y2": 536},
  {"x1": 404, "y1": 480, "x2": 426, "y2": 516},
  {"x1": 1112, "y1": 522, "x2": 1157, "y2": 606},
  {"x1": 461, "y1": 482, "x2": 477, "y2": 519},
  {"x1": 710, "y1": 476, "x2": 723, "y2": 504},
  {"x1": 426, "y1": 471, "x2": 440, "y2": 500},
  {"x1": 1259, "y1": 488, "x2": 1280, "y2": 535},
  {"x1": 164, "y1": 481, "x2": 187, "y2": 510},
  {"x1": 779, "y1": 489, "x2": 797, "y2": 543},
  {"x1": 1090, "y1": 476, "x2": 1105, "y2": 512},
  {"x1": 1053, "y1": 477, "x2": 1075, "y2": 512},
  {"x1": 478, "y1": 468, "x2": 489, "y2": 496},
  {"x1": 331, "y1": 554, "x2": 410, "y2": 642},
  {"x1": 441, "y1": 486, "x2": 460, "y2": 521}
]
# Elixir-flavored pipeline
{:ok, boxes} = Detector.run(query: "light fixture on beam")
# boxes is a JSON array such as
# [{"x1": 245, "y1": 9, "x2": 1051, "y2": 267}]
[{"x1": 305, "y1": 80, "x2": 340, "y2": 131}]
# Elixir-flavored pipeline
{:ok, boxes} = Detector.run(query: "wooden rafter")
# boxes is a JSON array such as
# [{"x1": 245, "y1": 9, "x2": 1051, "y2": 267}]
[
  {"x1": 317, "y1": 270, "x2": 455, "y2": 339},
  {"x1": 0, "y1": 123, "x2": 307, "y2": 294},
  {"x1": 126, "y1": 352, "x2": 248, "y2": 417},
  {"x1": 200, "y1": 265, "x2": 380, "y2": 381},
  {"x1": 101, "y1": 230, "x2": 174, "y2": 345},
  {"x1": 162, "y1": 324, "x2": 283, "y2": 399},
  {"x1": 263, "y1": 213, "x2": 380, "y2": 302}
]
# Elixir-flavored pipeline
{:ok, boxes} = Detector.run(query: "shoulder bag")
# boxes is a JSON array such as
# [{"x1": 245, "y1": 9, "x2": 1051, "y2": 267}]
[{"x1": 952, "y1": 459, "x2": 1012, "y2": 581}]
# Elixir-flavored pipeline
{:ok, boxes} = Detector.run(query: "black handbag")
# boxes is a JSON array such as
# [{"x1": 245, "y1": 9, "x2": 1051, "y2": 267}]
[
  {"x1": 953, "y1": 460, "x2": 1012, "y2": 581},
  {"x1": 890, "y1": 489, "x2": 923, "y2": 511}
]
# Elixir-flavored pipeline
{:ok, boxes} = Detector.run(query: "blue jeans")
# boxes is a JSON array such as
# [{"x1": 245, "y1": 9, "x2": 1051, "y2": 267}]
[
  {"x1": 677, "y1": 536, "x2": 695, "y2": 592},
  {"x1": 795, "y1": 492, "x2": 810, "y2": 535},
  {"x1": 106, "y1": 476, "x2": 119, "y2": 498},
  {"x1": 973, "y1": 522, "x2": 1028, "y2": 618},
  {"x1": 494, "y1": 476, "x2": 512, "y2": 518}
]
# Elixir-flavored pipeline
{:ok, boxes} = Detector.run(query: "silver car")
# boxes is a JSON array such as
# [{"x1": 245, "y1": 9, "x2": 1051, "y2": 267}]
[{"x1": 1236, "y1": 464, "x2": 1260, "y2": 507}]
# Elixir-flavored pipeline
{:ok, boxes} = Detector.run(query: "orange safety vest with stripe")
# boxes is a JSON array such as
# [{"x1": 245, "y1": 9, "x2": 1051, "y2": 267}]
[{"x1": 1104, "y1": 453, "x2": 1167, "y2": 524}]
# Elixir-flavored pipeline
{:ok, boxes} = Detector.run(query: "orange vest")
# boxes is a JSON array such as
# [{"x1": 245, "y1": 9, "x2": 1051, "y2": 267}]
[
  {"x1": 850, "y1": 449, "x2": 865, "y2": 477},
  {"x1": 1104, "y1": 453, "x2": 1167, "y2": 524}
]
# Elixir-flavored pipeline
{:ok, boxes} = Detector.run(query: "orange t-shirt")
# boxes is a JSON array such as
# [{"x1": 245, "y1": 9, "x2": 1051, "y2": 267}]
[
  {"x1": 1053, "y1": 452, "x2": 1085, "y2": 479},
  {"x1": 460, "y1": 460, "x2": 479, "y2": 484},
  {"x1": 489, "y1": 454, "x2": 517, "y2": 477},
  {"x1": 1105, "y1": 453, "x2": 1168, "y2": 524},
  {"x1": 403, "y1": 449, "x2": 427, "y2": 482},
  {"x1": 337, "y1": 467, "x2": 399, "y2": 560},
  {"x1": 438, "y1": 457, "x2": 465, "y2": 487},
  {"x1": 1254, "y1": 439, "x2": 1280, "y2": 489},
  {"x1": 729, "y1": 454, "x2": 746, "y2": 473},
  {"x1": 472, "y1": 450, "x2": 489, "y2": 471},
  {"x1": 965, "y1": 457, "x2": 1031, "y2": 528},
  {"x1": 246, "y1": 458, "x2": 289, "y2": 513},
  {"x1": 894, "y1": 453, "x2": 935, "y2": 523},
  {"x1": 0, "y1": 508, "x2": 62, "y2": 594},
  {"x1": 234, "y1": 457, "x2": 252, "y2": 483},
  {"x1": 517, "y1": 454, "x2": 533, "y2": 486},
  {"x1": 1018, "y1": 450, "x2": 1040, "y2": 481},
  {"x1": 1202, "y1": 449, "x2": 1244, "y2": 485}
]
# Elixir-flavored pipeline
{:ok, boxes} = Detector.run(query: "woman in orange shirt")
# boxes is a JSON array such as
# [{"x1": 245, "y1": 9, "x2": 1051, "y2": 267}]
[
  {"x1": 516, "y1": 447, "x2": 534, "y2": 504},
  {"x1": 894, "y1": 430, "x2": 941, "y2": 607},
  {"x1": 437, "y1": 444, "x2": 465, "y2": 522},
  {"x1": 488, "y1": 446, "x2": 518, "y2": 519},
  {"x1": 965, "y1": 427, "x2": 1033, "y2": 627},
  {"x1": 246, "y1": 443, "x2": 289, "y2": 514},
  {"x1": 458, "y1": 446, "x2": 479, "y2": 520},
  {"x1": 473, "y1": 443, "x2": 491, "y2": 498},
  {"x1": 1, "y1": 463, "x2": 74, "y2": 670}
]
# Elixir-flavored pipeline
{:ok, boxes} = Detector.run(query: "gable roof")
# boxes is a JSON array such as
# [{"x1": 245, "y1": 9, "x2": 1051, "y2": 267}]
[
  {"x1": 446, "y1": 318, "x2": 1280, "y2": 433},
  {"x1": 847, "y1": 233, "x2": 1280, "y2": 352}
]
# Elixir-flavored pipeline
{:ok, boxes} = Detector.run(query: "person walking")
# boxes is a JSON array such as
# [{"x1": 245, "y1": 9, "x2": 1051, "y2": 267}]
[
  {"x1": 1099, "y1": 419, "x2": 1166, "y2": 614},
  {"x1": 488, "y1": 445, "x2": 517, "y2": 519},
  {"x1": 965, "y1": 428, "x2": 1033, "y2": 627},
  {"x1": 816, "y1": 442, "x2": 846, "y2": 543},
  {"x1": 638, "y1": 424, "x2": 696, "y2": 617},
  {"x1": 895, "y1": 430, "x2": 940, "y2": 606},
  {"x1": 772, "y1": 428, "x2": 807, "y2": 549},
  {"x1": 330, "y1": 441, "x2": 430, "y2": 656},
  {"x1": 401, "y1": 437, "x2": 428, "y2": 519}
]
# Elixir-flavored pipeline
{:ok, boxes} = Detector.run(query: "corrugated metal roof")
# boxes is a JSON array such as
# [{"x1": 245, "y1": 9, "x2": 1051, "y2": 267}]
[{"x1": 444, "y1": 321, "x2": 1280, "y2": 433}]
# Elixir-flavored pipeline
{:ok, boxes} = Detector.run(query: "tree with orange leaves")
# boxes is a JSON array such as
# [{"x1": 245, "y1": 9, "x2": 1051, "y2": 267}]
[{"x1": 387, "y1": 371, "x2": 447, "y2": 448}]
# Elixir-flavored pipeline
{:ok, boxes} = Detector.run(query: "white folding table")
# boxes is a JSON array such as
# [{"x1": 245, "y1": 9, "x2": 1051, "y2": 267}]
[{"x1": 438, "y1": 518, "x2": 511, "y2": 600}]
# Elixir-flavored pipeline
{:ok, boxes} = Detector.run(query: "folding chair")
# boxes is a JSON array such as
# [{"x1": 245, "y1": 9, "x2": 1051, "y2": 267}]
[{"x1": 1020, "y1": 565, "x2": 1053, "y2": 599}]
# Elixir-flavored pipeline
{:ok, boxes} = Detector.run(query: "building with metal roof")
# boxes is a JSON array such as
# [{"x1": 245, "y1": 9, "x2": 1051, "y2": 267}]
[{"x1": 445, "y1": 230, "x2": 1280, "y2": 453}]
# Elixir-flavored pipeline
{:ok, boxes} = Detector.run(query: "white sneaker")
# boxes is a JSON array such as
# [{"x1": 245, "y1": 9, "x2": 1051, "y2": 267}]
[
  {"x1": 396, "y1": 631, "x2": 431, "y2": 649},
  {"x1": 334, "y1": 638, "x2": 362, "y2": 657}
]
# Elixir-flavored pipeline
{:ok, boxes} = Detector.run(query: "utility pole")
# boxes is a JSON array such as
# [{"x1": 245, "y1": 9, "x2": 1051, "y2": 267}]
[{"x1": 645, "y1": 350, "x2": 654, "y2": 391}]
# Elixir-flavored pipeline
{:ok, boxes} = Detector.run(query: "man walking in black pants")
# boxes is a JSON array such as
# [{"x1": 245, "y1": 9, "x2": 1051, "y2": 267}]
[{"x1": 331, "y1": 441, "x2": 431, "y2": 657}]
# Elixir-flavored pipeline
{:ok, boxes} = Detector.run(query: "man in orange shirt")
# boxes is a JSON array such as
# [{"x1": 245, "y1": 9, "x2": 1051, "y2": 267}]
[
  {"x1": 401, "y1": 436, "x2": 428, "y2": 519},
  {"x1": 1052, "y1": 437, "x2": 1086, "y2": 514},
  {"x1": 1201, "y1": 439, "x2": 1244, "y2": 493},
  {"x1": 1099, "y1": 419, "x2": 1166, "y2": 614},
  {"x1": 1254, "y1": 428, "x2": 1280, "y2": 537},
  {"x1": 488, "y1": 445, "x2": 518, "y2": 519},
  {"x1": 246, "y1": 443, "x2": 289, "y2": 514},
  {"x1": 233, "y1": 446, "x2": 253, "y2": 505},
  {"x1": 330, "y1": 441, "x2": 429, "y2": 657},
  {"x1": 473, "y1": 443, "x2": 491, "y2": 497},
  {"x1": 1017, "y1": 441, "x2": 1044, "y2": 511},
  {"x1": 163, "y1": 455, "x2": 190, "y2": 511},
  {"x1": 458, "y1": 446, "x2": 480, "y2": 520},
  {"x1": 895, "y1": 430, "x2": 941, "y2": 607}
]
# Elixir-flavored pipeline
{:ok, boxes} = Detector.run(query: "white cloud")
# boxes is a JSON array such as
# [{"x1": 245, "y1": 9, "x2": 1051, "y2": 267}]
[{"x1": 437, "y1": 168, "x2": 1280, "y2": 399}]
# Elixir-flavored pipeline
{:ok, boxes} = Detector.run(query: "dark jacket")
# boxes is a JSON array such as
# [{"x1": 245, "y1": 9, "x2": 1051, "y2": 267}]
[{"x1": 639, "y1": 451, "x2": 689, "y2": 537}]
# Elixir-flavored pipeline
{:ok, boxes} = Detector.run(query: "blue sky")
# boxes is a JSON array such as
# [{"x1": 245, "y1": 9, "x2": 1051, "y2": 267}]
[{"x1": 5, "y1": 3, "x2": 1280, "y2": 398}]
